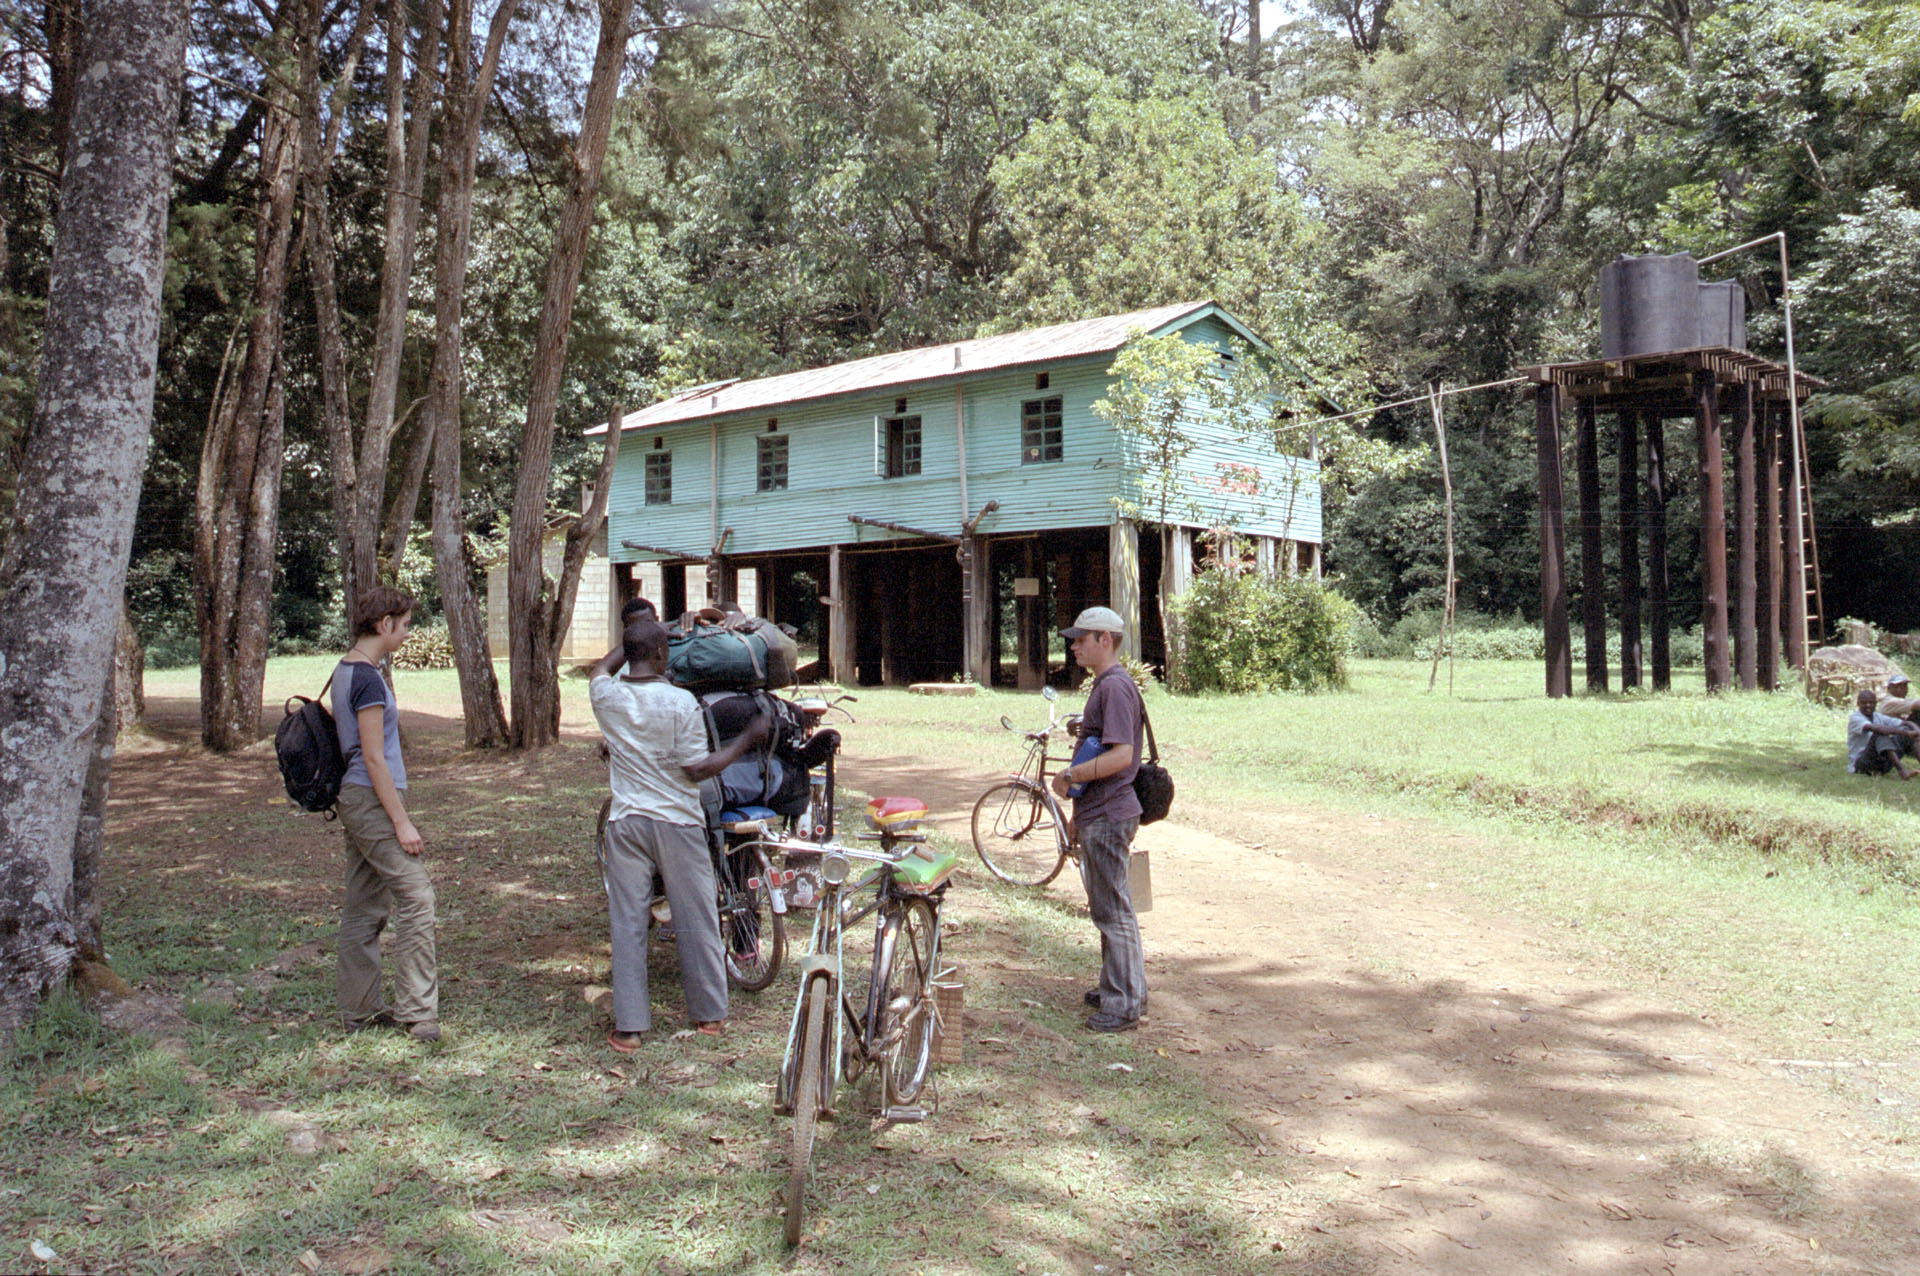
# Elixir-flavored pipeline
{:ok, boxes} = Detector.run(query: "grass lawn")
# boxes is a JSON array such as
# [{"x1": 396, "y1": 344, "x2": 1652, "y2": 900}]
[{"x1": 8, "y1": 654, "x2": 1916, "y2": 1273}]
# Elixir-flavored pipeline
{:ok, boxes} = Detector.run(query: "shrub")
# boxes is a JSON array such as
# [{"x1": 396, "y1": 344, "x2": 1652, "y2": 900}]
[
  {"x1": 1166, "y1": 569, "x2": 1355, "y2": 694},
  {"x1": 393, "y1": 623, "x2": 455, "y2": 670}
]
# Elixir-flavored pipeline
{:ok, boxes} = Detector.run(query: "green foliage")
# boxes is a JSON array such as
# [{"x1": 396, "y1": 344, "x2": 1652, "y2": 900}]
[
  {"x1": 1093, "y1": 332, "x2": 1220, "y2": 528},
  {"x1": 392, "y1": 624, "x2": 455, "y2": 671},
  {"x1": 1165, "y1": 568, "x2": 1356, "y2": 694}
]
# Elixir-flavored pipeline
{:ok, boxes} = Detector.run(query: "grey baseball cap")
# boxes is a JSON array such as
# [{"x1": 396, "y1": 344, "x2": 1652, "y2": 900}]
[{"x1": 1060, "y1": 606, "x2": 1127, "y2": 639}]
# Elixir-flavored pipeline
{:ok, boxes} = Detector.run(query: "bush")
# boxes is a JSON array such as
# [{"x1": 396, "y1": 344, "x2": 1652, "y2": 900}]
[
  {"x1": 143, "y1": 632, "x2": 200, "y2": 670},
  {"x1": 393, "y1": 623, "x2": 455, "y2": 670},
  {"x1": 1166, "y1": 569, "x2": 1356, "y2": 694}
]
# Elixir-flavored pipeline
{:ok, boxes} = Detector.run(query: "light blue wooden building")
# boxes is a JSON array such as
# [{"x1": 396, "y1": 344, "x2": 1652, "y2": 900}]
[{"x1": 588, "y1": 301, "x2": 1323, "y2": 687}]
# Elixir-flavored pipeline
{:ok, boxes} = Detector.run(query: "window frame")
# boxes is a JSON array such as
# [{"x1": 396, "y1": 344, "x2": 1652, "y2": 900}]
[
  {"x1": 884, "y1": 414, "x2": 922, "y2": 478},
  {"x1": 756, "y1": 433, "x2": 789, "y2": 492},
  {"x1": 645, "y1": 450, "x2": 673, "y2": 505},
  {"x1": 1021, "y1": 395, "x2": 1064, "y2": 464}
]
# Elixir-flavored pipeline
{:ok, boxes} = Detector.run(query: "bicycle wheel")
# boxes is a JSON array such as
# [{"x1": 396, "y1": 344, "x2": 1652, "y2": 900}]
[
  {"x1": 878, "y1": 897, "x2": 939, "y2": 1108},
  {"x1": 970, "y1": 780, "x2": 1067, "y2": 887},
  {"x1": 721, "y1": 843, "x2": 785, "y2": 992},
  {"x1": 785, "y1": 975, "x2": 830, "y2": 1247}
]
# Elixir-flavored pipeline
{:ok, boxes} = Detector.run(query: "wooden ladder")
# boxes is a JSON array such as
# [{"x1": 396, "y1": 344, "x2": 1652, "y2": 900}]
[{"x1": 1793, "y1": 411, "x2": 1825, "y2": 651}]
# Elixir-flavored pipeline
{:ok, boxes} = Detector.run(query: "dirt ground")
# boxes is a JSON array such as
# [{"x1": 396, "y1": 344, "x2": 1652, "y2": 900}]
[
  {"x1": 116, "y1": 698, "x2": 1920, "y2": 1274},
  {"x1": 851, "y1": 752, "x2": 1920, "y2": 1276}
]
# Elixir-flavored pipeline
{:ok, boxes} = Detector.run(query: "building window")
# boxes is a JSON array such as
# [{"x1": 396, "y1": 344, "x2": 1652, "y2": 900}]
[
  {"x1": 1035, "y1": 371, "x2": 1049, "y2": 390},
  {"x1": 1021, "y1": 396, "x2": 1063, "y2": 464},
  {"x1": 885, "y1": 415, "x2": 921, "y2": 478},
  {"x1": 757, "y1": 433, "x2": 788, "y2": 492},
  {"x1": 645, "y1": 451, "x2": 672, "y2": 505}
]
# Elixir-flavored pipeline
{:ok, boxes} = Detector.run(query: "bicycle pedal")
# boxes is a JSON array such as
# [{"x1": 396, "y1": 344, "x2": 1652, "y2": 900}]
[{"x1": 881, "y1": 1105, "x2": 928, "y2": 1124}]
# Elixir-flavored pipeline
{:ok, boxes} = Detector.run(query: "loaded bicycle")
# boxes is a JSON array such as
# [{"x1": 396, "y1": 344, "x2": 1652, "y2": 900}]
[
  {"x1": 970, "y1": 686, "x2": 1083, "y2": 887},
  {"x1": 770, "y1": 796, "x2": 957, "y2": 1246}
]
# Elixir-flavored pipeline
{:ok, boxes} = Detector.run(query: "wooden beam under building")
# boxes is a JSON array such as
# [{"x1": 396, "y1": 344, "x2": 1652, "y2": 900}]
[
  {"x1": 1534, "y1": 383, "x2": 1571, "y2": 699},
  {"x1": 827, "y1": 544, "x2": 853, "y2": 684},
  {"x1": 1576, "y1": 397, "x2": 1607, "y2": 691},
  {"x1": 1109, "y1": 519, "x2": 1141, "y2": 662},
  {"x1": 1694, "y1": 371, "x2": 1731, "y2": 692}
]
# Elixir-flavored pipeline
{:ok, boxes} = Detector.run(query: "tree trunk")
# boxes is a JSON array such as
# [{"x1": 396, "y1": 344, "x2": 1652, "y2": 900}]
[
  {"x1": 196, "y1": 13, "x2": 300, "y2": 752},
  {"x1": 113, "y1": 603, "x2": 144, "y2": 729},
  {"x1": 352, "y1": 0, "x2": 441, "y2": 599},
  {"x1": 424, "y1": 0, "x2": 518, "y2": 748},
  {"x1": 0, "y1": 0, "x2": 188, "y2": 1043},
  {"x1": 505, "y1": 0, "x2": 635, "y2": 750}
]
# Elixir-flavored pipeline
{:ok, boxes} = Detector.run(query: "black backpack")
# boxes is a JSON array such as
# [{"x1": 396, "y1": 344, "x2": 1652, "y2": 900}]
[{"x1": 276, "y1": 671, "x2": 346, "y2": 816}]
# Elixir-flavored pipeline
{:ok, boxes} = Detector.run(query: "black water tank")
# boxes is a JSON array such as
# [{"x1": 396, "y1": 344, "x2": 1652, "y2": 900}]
[
  {"x1": 1695, "y1": 280, "x2": 1747, "y2": 350},
  {"x1": 1599, "y1": 253, "x2": 1700, "y2": 358}
]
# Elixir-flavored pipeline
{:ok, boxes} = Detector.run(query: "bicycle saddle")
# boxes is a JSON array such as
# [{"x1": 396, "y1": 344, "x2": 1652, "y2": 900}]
[
  {"x1": 865, "y1": 796, "x2": 927, "y2": 832},
  {"x1": 721, "y1": 804, "x2": 779, "y2": 827}
]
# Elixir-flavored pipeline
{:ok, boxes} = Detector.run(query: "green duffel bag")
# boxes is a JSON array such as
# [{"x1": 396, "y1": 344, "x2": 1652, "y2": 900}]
[{"x1": 667, "y1": 620, "x2": 798, "y2": 691}]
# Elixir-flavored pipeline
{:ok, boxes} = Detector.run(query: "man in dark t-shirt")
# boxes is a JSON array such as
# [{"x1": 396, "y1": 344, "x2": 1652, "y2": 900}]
[{"x1": 1051, "y1": 606, "x2": 1147, "y2": 1032}]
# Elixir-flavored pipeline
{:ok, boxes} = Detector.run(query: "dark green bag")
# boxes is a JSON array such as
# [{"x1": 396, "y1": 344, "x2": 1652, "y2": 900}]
[{"x1": 667, "y1": 620, "x2": 798, "y2": 691}]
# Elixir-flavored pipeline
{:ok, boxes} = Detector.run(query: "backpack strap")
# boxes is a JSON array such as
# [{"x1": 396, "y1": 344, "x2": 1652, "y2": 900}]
[{"x1": 1140, "y1": 703, "x2": 1160, "y2": 765}]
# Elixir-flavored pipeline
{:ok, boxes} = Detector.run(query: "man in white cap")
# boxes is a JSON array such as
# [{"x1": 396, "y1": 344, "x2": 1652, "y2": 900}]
[
  {"x1": 1051, "y1": 606, "x2": 1147, "y2": 1032},
  {"x1": 1878, "y1": 673, "x2": 1919, "y2": 759}
]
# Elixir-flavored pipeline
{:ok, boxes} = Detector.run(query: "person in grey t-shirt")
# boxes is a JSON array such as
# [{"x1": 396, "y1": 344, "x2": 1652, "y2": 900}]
[
  {"x1": 332, "y1": 585, "x2": 440, "y2": 1042},
  {"x1": 1051, "y1": 606, "x2": 1147, "y2": 1033}
]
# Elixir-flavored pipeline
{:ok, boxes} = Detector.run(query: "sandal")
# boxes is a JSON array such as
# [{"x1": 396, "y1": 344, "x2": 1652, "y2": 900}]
[
  {"x1": 607, "y1": 1030, "x2": 645, "y2": 1053},
  {"x1": 694, "y1": 1020, "x2": 726, "y2": 1037}
]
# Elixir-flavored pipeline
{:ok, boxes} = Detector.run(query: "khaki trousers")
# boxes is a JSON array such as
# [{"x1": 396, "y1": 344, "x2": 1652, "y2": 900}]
[{"x1": 336, "y1": 783, "x2": 438, "y2": 1025}]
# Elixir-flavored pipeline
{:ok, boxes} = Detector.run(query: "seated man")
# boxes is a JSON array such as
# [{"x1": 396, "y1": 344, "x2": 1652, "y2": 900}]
[
  {"x1": 591, "y1": 619, "x2": 769, "y2": 1050},
  {"x1": 1847, "y1": 687, "x2": 1918, "y2": 779},
  {"x1": 1878, "y1": 673, "x2": 1919, "y2": 749}
]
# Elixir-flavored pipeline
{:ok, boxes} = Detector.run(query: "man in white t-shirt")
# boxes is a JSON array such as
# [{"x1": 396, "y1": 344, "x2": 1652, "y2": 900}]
[{"x1": 591, "y1": 620, "x2": 768, "y2": 1051}]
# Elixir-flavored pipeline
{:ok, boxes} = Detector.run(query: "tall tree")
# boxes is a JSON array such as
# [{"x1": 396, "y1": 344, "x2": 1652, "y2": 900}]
[
  {"x1": 194, "y1": 0, "x2": 302, "y2": 751},
  {"x1": 0, "y1": 0, "x2": 188, "y2": 1040},
  {"x1": 425, "y1": 0, "x2": 519, "y2": 748},
  {"x1": 504, "y1": 0, "x2": 634, "y2": 749}
]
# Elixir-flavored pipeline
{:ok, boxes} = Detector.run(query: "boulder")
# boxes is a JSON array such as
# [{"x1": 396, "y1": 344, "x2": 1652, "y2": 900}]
[{"x1": 1805, "y1": 644, "x2": 1905, "y2": 707}]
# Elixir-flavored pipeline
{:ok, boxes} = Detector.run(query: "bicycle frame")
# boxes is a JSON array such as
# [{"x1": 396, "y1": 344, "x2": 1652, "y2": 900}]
[{"x1": 772, "y1": 834, "x2": 945, "y2": 1117}]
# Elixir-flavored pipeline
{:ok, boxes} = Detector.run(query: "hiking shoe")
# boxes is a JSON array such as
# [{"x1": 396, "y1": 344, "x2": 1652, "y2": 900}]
[
  {"x1": 1085, "y1": 1012, "x2": 1138, "y2": 1034},
  {"x1": 1083, "y1": 988, "x2": 1102, "y2": 1008},
  {"x1": 345, "y1": 1010, "x2": 397, "y2": 1032},
  {"x1": 403, "y1": 1020, "x2": 441, "y2": 1043}
]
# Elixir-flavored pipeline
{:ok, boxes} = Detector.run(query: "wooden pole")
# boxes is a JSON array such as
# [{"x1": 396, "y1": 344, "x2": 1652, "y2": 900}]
[
  {"x1": 1575, "y1": 395, "x2": 1607, "y2": 691},
  {"x1": 1617, "y1": 410, "x2": 1642, "y2": 690},
  {"x1": 1427, "y1": 382, "x2": 1456, "y2": 694},
  {"x1": 1534, "y1": 382, "x2": 1571, "y2": 698},
  {"x1": 1783, "y1": 397, "x2": 1810, "y2": 669},
  {"x1": 1758, "y1": 397, "x2": 1781, "y2": 689},
  {"x1": 1695, "y1": 370, "x2": 1731, "y2": 692},
  {"x1": 827, "y1": 543, "x2": 854, "y2": 684},
  {"x1": 1646, "y1": 411, "x2": 1671, "y2": 692},
  {"x1": 1733, "y1": 382, "x2": 1757, "y2": 690}
]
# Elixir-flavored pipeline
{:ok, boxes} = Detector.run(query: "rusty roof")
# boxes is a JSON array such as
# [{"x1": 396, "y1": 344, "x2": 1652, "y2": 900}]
[{"x1": 588, "y1": 301, "x2": 1250, "y2": 436}]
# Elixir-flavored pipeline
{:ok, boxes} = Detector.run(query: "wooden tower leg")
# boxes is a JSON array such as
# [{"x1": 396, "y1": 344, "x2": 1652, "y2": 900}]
[
  {"x1": 1534, "y1": 383, "x2": 1571, "y2": 699},
  {"x1": 1576, "y1": 396, "x2": 1607, "y2": 691},
  {"x1": 1758, "y1": 397, "x2": 1781, "y2": 690},
  {"x1": 1733, "y1": 383, "x2": 1757, "y2": 690},
  {"x1": 1646, "y1": 411, "x2": 1671, "y2": 692},
  {"x1": 1617, "y1": 410, "x2": 1642, "y2": 690},
  {"x1": 1695, "y1": 370, "x2": 1731, "y2": 692}
]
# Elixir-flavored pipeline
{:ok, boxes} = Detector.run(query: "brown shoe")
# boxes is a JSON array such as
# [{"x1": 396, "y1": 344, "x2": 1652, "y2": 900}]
[
  {"x1": 608, "y1": 1030, "x2": 645, "y2": 1053},
  {"x1": 694, "y1": 1020, "x2": 726, "y2": 1037},
  {"x1": 403, "y1": 1020, "x2": 441, "y2": 1043}
]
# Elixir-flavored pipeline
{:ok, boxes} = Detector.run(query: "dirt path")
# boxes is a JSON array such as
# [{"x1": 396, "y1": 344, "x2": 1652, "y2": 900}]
[{"x1": 849, "y1": 753, "x2": 1920, "y2": 1275}]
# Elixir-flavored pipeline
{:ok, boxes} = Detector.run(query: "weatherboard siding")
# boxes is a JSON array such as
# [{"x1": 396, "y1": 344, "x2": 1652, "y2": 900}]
[{"x1": 605, "y1": 341, "x2": 1320, "y2": 561}]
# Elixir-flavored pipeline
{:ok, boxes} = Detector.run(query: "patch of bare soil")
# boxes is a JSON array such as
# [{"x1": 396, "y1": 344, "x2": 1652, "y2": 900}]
[{"x1": 851, "y1": 755, "x2": 1920, "y2": 1276}]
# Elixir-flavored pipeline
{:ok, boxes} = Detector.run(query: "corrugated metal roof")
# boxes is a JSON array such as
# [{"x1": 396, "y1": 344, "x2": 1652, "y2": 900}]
[{"x1": 588, "y1": 300, "x2": 1234, "y2": 436}]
